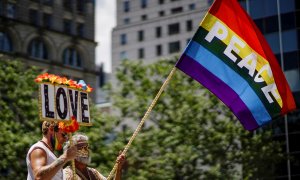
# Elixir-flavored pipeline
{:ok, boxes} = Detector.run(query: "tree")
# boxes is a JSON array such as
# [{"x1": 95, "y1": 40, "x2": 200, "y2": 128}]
[
  {"x1": 0, "y1": 58, "x2": 40, "y2": 179},
  {"x1": 112, "y1": 57, "x2": 284, "y2": 179},
  {"x1": 0, "y1": 58, "x2": 122, "y2": 179}
]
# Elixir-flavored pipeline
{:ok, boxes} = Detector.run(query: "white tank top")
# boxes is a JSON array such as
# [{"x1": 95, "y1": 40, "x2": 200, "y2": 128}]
[{"x1": 26, "y1": 141, "x2": 64, "y2": 180}]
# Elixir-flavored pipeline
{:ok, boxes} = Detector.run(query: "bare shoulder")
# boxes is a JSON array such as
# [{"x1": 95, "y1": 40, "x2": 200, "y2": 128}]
[{"x1": 30, "y1": 148, "x2": 47, "y2": 170}]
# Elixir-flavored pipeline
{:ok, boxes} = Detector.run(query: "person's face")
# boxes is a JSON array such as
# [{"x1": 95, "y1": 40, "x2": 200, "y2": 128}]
[
  {"x1": 56, "y1": 129, "x2": 68, "y2": 144},
  {"x1": 76, "y1": 142, "x2": 90, "y2": 164}
]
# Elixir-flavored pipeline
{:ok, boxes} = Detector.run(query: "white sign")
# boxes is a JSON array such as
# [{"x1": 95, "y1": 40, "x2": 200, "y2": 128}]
[{"x1": 39, "y1": 83, "x2": 91, "y2": 125}]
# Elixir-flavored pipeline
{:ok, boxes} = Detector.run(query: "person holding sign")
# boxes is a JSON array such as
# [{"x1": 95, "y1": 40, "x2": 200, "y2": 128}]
[
  {"x1": 26, "y1": 121, "x2": 78, "y2": 180},
  {"x1": 63, "y1": 134, "x2": 126, "y2": 180}
]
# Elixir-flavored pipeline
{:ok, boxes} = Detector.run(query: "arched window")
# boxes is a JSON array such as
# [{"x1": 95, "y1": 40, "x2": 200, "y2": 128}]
[
  {"x1": 63, "y1": 47, "x2": 82, "y2": 68},
  {"x1": 28, "y1": 39, "x2": 48, "y2": 60},
  {"x1": 0, "y1": 31, "x2": 13, "y2": 52}
]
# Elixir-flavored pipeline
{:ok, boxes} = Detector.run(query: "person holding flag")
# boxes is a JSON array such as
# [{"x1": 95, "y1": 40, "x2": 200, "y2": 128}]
[
  {"x1": 63, "y1": 134, "x2": 126, "y2": 180},
  {"x1": 26, "y1": 121, "x2": 78, "y2": 180}
]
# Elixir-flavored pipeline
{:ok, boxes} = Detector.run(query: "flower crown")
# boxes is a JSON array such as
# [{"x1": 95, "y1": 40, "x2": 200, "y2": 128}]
[
  {"x1": 59, "y1": 116, "x2": 79, "y2": 133},
  {"x1": 35, "y1": 73, "x2": 93, "y2": 93}
]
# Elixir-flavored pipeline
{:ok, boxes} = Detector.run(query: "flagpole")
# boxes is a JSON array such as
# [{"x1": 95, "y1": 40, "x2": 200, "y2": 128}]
[
  {"x1": 276, "y1": 0, "x2": 291, "y2": 179},
  {"x1": 106, "y1": 67, "x2": 177, "y2": 180}
]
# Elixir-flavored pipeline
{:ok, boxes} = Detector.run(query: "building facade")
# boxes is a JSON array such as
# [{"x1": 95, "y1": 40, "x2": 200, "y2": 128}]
[
  {"x1": 240, "y1": 0, "x2": 300, "y2": 179},
  {"x1": 112, "y1": 0, "x2": 212, "y2": 85},
  {"x1": 112, "y1": 0, "x2": 300, "y2": 179},
  {"x1": 0, "y1": 0, "x2": 98, "y2": 100}
]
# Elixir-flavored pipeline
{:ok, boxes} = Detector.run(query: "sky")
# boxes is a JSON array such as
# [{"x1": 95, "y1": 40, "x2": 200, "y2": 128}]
[{"x1": 95, "y1": 0, "x2": 116, "y2": 73}]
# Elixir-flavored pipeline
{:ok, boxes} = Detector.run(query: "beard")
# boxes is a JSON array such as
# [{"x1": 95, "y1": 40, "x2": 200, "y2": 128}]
[{"x1": 76, "y1": 156, "x2": 91, "y2": 165}]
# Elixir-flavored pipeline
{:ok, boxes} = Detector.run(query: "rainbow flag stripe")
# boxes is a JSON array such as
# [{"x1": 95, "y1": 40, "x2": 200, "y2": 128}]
[{"x1": 176, "y1": 0, "x2": 296, "y2": 131}]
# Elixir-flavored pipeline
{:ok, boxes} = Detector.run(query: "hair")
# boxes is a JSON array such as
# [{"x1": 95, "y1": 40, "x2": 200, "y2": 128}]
[
  {"x1": 42, "y1": 121, "x2": 59, "y2": 135},
  {"x1": 63, "y1": 133, "x2": 89, "y2": 151}
]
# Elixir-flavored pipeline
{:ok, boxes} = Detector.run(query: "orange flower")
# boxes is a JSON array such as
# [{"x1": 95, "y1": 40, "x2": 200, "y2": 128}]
[
  {"x1": 49, "y1": 74, "x2": 58, "y2": 83},
  {"x1": 34, "y1": 73, "x2": 49, "y2": 82},
  {"x1": 86, "y1": 85, "x2": 93, "y2": 92},
  {"x1": 54, "y1": 77, "x2": 63, "y2": 84},
  {"x1": 35, "y1": 73, "x2": 93, "y2": 92},
  {"x1": 61, "y1": 77, "x2": 68, "y2": 85},
  {"x1": 58, "y1": 116, "x2": 79, "y2": 133}
]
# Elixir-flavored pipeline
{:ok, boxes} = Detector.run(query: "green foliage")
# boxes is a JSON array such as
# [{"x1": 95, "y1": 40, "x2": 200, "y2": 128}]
[
  {"x1": 0, "y1": 58, "x2": 40, "y2": 179},
  {"x1": 112, "y1": 57, "x2": 284, "y2": 179},
  {"x1": 0, "y1": 58, "x2": 123, "y2": 179}
]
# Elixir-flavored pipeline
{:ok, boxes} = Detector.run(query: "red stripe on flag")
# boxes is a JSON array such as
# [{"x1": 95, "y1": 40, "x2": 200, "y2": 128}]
[{"x1": 208, "y1": 0, "x2": 296, "y2": 114}]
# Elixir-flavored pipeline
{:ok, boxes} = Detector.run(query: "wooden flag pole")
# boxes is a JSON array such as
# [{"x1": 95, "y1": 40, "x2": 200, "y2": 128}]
[
  {"x1": 68, "y1": 133, "x2": 76, "y2": 180},
  {"x1": 106, "y1": 67, "x2": 177, "y2": 180}
]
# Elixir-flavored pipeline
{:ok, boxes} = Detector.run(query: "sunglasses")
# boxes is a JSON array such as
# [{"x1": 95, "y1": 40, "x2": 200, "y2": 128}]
[
  {"x1": 61, "y1": 132, "x2": 68, "y2": 139},
  {"x1": 76, "y1": 143, "x2": 89, "y2": 150}
]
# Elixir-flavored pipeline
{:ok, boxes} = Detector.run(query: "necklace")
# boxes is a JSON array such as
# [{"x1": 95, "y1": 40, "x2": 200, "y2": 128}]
[{"x1": 40, "y1": 140, "x2": 54, "y2": 153}]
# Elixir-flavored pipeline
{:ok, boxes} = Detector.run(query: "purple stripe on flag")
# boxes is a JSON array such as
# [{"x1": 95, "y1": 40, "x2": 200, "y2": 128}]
[{"x1": 176, "y1": 54, "x2": 259, "y2": 131}]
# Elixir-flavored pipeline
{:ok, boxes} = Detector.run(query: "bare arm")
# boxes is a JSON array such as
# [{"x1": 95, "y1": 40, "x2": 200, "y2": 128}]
[
  {"x1": 30, "y1": 146, "x2": 77, "y2": 180},
  {"x1": 114, "y1": 154, "x2": 125, "y2": 180}
]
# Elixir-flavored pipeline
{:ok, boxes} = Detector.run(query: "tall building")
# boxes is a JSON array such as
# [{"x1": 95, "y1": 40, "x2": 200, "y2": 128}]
[
  {"x1": 0, "y1": 0, "x2": 98, "y2": 100},
  {"x1": 239, "y1": 0, "x2": 300, "y2": 179},
  {"x1": 112, "y1": 0, "x2": 300, "y2": 179},
  {"x1": 112, "y1": 0, "x2": 212, "y2": 85}
]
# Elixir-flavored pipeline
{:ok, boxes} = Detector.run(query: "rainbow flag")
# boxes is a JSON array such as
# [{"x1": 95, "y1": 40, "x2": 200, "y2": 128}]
[{"x1": 175, "y1": 0, "x2": 296, "y2": 131}]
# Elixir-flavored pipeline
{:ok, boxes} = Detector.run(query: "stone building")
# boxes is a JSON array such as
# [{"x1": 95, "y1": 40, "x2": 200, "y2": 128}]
[{"x1": 0, "y1": 0, "x2": 98, "y2": 100}]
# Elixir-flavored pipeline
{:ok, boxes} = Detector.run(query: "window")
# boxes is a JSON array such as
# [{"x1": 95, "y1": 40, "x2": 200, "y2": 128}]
[
  {"x1": 254, "y1": 19, "x2": 264, "y2": 33},
  {"x1": 63, "y1": 48, "x2": 82, "y2": 67},
  {"x1": 171, "y1": 7, "x2": 183, "y2": 14},
  {"x1": 138, "y1": 48, "x2": 144, "y2": 59},
  {"x1": 29, "y1": 9, "x2": 39, "y2": 26},
  {"x1": 141, "y1": 0, "x2": 147, "y2": 8},
  {"x1": 120, "y1": 34, "x2": 127, "y2": 45},
  {"x1": 168, "y1": 23, "x2": 180, "y2": 35},
  {"x1": 64, "y1": 19, "x2": 72, "y2": 34},
  {"x1": 169, "y1": 41, "x2": 180, "y2": 53},
  {"x1": 6, "y1": 3, "x2": 15, "y2": 19},
  {"x1": 42, "y1": 0, "x2": 53, "y2": 6},
  {"x1": 141, "y1": 14, "x2": 147, "y2": 21},
  {"x1": 280, "y1": 0, "x2": 295, "y2": 13},
  {"x1": 158, "y1": 0, "x2": 164, "y2": 4},
  {"x1": 76, "y1": 0, "x2": 85, "y2": 14},
  {"x1": 285, "y1": 69, "x2": 300, "y2": 92},
  {"x1": 123, "y1": 1, "x2": 130, "y2": 12},
  {"x1": 156, "y1": 44, "x2": 162, "y2": 56},
  {"x1": 0, "y1": 32, "x2": 13, "y2": 52},
  {"x1": 138, "y1": 30, "x2": 144, "y2": 42},
  {"x1": 281, "y1": 12, "x2": 296, "y2": 30},
  {"x1": 249, "y1": 0, "x2": 277, "y2": 19},
  {"x1": 159, "y1": 11, "x2": 165, "y2": 17},
  {"x1": 77, "y1": 23, "x2": 84, "y2": 37},
  {"x1": 43, "y1": 13, "x2": 52, "y2": 28},
  {"x1": 186, "y1": 20, "x2": 193, "y2": 31},
  {"x1": 265, "y1": 32, "x2": 280, "y2": 54},
  {"x1": 265, "y1": 16, "x2": 279, "y2": 33},
  {"x1": 282, "y1": 30, "x2": 298, "y2": 52},
  {"x1": 156, "y1": 26, "x2": 162, "y2": 38},
  {"x1": 28, "y1": 39, "x2": 48, "y2": 60},
  {"x1": 283, "y1": 51, "x2": 299, "y2": 71},
  {"x1": 120, "y1": 51, "x2": 127, "y2": 60},
  {"x1": 63, "y1": 0, "x2": 72, "y2": 11},
  {"x1": 123, "y1": 18, "x2": 130, "y2": 24},
  {"x1": 189, "y1": 3, "x2": 196, "y2": 10}
]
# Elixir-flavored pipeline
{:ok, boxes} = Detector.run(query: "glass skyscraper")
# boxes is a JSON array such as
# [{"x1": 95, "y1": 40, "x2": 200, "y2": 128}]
[{"x1": 240, "y1": 0, "x2": 300, "y2": 179}]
